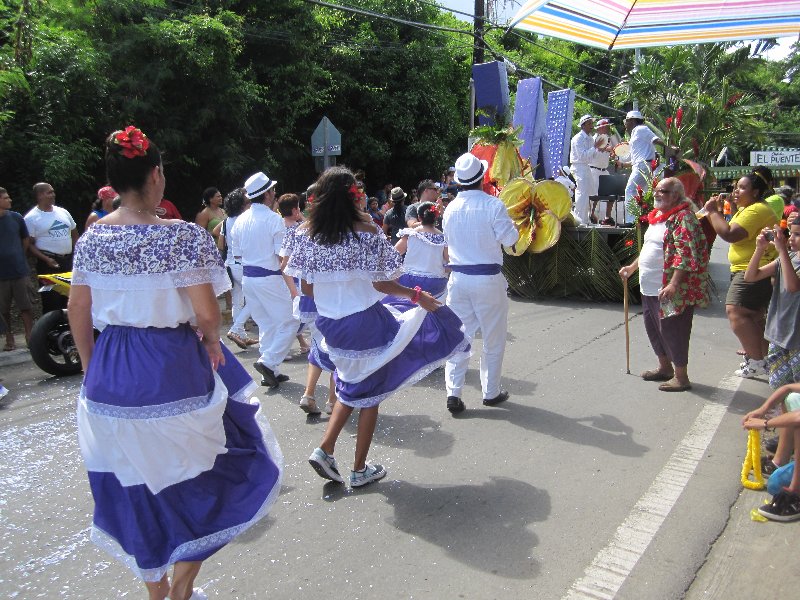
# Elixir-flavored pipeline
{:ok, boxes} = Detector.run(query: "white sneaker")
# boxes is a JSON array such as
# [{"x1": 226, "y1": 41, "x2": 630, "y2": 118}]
[
  {"x1": 308, "y1": 447, "x2": 344, "y2": 483},
  {"x1": 735, "y1": 358, "x2": 767, "y2": 378},
  {"x1": 350, "y1": 463, "x2": 387, "y2": 487}
]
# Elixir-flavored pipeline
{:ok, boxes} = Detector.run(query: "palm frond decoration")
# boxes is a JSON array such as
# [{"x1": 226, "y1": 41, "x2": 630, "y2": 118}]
[{"x1": 580, "y1": 229, "x2": 625, "y2": 301}]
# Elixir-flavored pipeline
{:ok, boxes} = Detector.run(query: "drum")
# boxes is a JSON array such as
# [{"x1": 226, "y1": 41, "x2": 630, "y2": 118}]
[
  {"x1": 595, "y1": 133, "x2": 609, "y2": 148},
  {"x1": 612, "y1": 142, "x2": 631, "y2": 162}
]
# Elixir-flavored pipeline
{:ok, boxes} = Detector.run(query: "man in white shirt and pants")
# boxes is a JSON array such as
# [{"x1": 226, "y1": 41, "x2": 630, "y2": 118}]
[
  {"x1": 24, "y1": 182, "x2": 78, "y2": 312},
  {"x1": 589, "y1": 118, "x2": 620, "y2": 224},
  {"x1": 443, "y1": 153, "x2": 519, "y2": 414},
  {"x1": 570, "y1": 115, "x2": 608, "y2": 225},
  {"x1": 230, "y1": 171, "x2": 297, "y2": 388},
  {"x1": 622, "y1": 110, "x2": 666, "y2": 206}
]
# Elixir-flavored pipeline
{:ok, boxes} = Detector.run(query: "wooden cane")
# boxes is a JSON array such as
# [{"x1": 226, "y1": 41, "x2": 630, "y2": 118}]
[{"x1": 623, "y1": 278, "x2": 631, "y2": 374}]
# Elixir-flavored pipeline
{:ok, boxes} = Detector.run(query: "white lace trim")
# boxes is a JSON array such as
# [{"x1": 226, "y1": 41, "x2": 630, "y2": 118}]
[
  {"x1": 84, "y1": 390, "x2": 213, "y2": 419},
  {"x1": 284, "y1": 266, "x2": 403, "y2": 283},
  {"x1": 397, "y1": 228, "x2": 446, "y2": 247},
  {"x1": 401, "y1": 270, "x2": 447, "y2": 279},
  {"x1": 338, "y1": 339, "x2": 471, "y2": 408},
  {"x1": 72, "y1": 268, "x2": 231, "y2": 296},
  {"x1": 322, "y1": 337, "x2": 396, "y2": 360},
  {"x1": 88, "y1": 399, "x2": 284, "y2": 582}
]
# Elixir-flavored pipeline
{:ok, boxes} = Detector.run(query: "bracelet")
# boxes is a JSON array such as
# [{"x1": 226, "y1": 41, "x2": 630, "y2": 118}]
[
  {"x1": 765, "y1": 418, "x2": 774, "y2": 432},
  {"x1": 411, "y1": 286, "x2": 422, "y2": 304}
]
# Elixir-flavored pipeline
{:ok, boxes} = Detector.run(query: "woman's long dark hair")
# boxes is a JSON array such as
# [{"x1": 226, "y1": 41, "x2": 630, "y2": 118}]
[
  {"x1": 223, "y1": 188, "x2": 248, "y2": 218},
  {"x1": 308, "y1": 166, "x2": 361, "y2": 245},
  {"x1": 105, "y1": 131, "x2": 161, "y2": 193},
  {"x1": 418, "y1": 201, "x2": 437, "y2": 225}
]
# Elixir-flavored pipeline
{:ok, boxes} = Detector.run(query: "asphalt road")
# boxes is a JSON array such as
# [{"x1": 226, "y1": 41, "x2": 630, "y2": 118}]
[{"x1": 0, "y1": 241, "x2": 784, "y2": 599}]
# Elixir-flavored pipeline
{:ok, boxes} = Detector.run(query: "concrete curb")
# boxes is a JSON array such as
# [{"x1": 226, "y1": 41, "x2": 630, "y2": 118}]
[{"x1": 0, "y1": 348, "x2": 32, "y2": 368}]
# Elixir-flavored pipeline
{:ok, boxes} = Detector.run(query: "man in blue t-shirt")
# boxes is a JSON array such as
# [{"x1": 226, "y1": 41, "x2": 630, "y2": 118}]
[{"x1": 0, "y1": 187, "x2": 37, "y2": 349}]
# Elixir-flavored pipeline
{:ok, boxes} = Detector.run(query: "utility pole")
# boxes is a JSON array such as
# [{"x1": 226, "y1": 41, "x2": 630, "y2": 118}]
[{"x1": 473, "y1": 0, "x2": 484, "y2": 65}]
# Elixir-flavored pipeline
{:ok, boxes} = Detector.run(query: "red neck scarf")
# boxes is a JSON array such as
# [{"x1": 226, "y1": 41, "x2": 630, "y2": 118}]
[{"x1": 647, "y1": 202, "x2": 689, "y2": 224}]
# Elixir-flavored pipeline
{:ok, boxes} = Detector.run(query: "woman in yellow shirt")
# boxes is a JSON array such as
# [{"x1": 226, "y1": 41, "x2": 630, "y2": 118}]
[{"x1": 704, "y1": 169, "x2": 777, "y2": 377}]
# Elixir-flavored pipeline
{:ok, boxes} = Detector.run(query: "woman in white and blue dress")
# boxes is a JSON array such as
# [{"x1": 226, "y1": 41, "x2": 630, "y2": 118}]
[
  {"x1": 67, "y1": 127, "x2": 283, "y2": 600},
  {"x1": 383, "y1": 201, "x2": 449, "y2": 312},
  {"x1": 285, "y1": 167, "x2": 469, "y2": 488}
]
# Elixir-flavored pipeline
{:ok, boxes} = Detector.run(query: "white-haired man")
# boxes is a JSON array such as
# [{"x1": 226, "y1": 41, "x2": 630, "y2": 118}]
[
  {"x1": 230, "y1": 172, "x2": 296, "y2": 388},
  {"x1": 442, "y1": 153, "x2": 519, "y2": 414}
]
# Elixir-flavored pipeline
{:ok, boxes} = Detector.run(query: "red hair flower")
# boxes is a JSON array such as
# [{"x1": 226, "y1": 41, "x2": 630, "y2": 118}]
[
  {"x1": 347, "y1": 184, "x2": 359, "y2": 200},
  {"x1": 113, "y1": 126, "x2": 150, "y2": 158}
]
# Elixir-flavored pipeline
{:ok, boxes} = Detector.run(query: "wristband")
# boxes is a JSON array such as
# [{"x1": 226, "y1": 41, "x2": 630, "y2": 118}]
[{"x1": 411, "y1": 286, "x2": 422, "y2": 304}]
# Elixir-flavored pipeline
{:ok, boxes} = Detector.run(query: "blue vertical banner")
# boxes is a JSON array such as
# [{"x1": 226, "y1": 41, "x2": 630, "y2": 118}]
[
  {"x1": 471, "y1": 61, "x2": 510, "y2": 126},
  {"x1": 545, "y1": 89, "x2": 575, "y2": 177},
  {"x1": 513, "y1": 77, "x2": 549, "y2": 180}
]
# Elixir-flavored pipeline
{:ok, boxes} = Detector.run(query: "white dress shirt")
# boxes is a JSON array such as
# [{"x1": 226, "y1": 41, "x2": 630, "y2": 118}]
[
  {"x1": 229, "y1": 203, "x2": 283, "y2": 270},
  {"x1": 570, "y1": 130, "x2": 601, "y2": 166},
  {"x1": 443, "y1": 190, "x2": 518, "y2": 266}
]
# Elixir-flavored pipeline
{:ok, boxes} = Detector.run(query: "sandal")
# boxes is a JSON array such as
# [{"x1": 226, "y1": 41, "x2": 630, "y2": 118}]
[
  {"x1": 3, "y1": 342, "x2": 15, "y2": 352},
  {"x1": 641, "y1": 369, "x2": 674, "y2": 382},
  {"x1": 658, "y1": 379, "x2": 692, "y2": 392},
  {"x1": 226, "y1": 331, "x2": 250, "y2": 350}
]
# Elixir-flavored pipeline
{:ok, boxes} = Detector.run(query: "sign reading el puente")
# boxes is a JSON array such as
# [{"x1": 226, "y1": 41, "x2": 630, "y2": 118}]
[{"x1": 750, "y1": 149, "x2": 800, "y2": 167}]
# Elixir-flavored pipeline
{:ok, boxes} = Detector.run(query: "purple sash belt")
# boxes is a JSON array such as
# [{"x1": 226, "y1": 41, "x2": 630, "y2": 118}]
[
  {"x1": 242, "y1": 265, "x2": 281, "y2": 277},
  {"x1": 448, "y1": 264, "x2": 501, "y2": 275}
]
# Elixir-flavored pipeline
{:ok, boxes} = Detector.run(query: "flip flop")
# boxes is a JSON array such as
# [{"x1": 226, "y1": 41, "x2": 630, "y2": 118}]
[
  {"x1": 3, "y1": 343, "x2": 15, "y2": 352},
  {"x1": 736, "y1": 349, "x2": 747, "y2": 356}
]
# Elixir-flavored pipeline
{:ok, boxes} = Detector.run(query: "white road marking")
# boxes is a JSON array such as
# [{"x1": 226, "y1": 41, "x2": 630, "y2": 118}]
[{"x1": 562, "y1": 374, "x2": 742, "y2": 600}]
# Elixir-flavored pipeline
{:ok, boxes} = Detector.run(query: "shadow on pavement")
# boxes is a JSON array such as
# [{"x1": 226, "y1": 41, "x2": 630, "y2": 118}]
[{"x1": 455, "y1": 401, "x2": 649, "y2": 457}]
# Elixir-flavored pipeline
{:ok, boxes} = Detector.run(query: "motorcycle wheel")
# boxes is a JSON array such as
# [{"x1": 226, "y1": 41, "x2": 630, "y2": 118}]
[{"x1": 29, "y1": 309, "x2": 83, "y2": 376}]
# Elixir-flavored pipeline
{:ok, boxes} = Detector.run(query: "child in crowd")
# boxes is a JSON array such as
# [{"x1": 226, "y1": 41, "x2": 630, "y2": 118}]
[{"x1": 742, "y1": 217, "x2": 800, "y2": 521}]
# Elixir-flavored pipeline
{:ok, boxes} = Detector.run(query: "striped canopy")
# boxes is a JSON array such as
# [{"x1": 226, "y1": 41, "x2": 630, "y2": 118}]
[{"x1": 509, "y1": 0, "x2": 800, "y2": 50}]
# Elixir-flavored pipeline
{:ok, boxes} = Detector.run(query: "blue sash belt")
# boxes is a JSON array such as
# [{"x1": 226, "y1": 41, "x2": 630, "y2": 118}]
[
  {"x1": 448, "y1": 264, "x2": 501, "y2": 275},
  {"x1": 242, "y1": 266, "x2": 281, "y2": 277}
]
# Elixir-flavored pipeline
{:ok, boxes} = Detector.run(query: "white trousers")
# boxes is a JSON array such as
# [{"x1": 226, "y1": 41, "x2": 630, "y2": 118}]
[
  {"x1": 571, "y1": 163, "x2": 593, "y2": 224},
  {"x1": 625, "y1": 161, "x2": 651, "y2": 205},
  {"x1": 227, "y1": 263, "x2": 251, "y2": 335},
  {"x1": 445, "y1": 272, "x2": 509, "y2": 399},
  {"x1": 242, "y1": 275, "x2": 297, "y2": 373}
]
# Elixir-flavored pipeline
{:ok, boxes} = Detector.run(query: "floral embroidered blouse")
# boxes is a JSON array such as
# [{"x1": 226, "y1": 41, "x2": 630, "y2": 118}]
[{"x1": 661, "y1": 206, "x2": 710, "y2": 317}]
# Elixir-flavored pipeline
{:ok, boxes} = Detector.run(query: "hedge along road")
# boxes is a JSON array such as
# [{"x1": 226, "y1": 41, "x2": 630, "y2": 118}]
[{"x1": 0, "y1": 239, "x2": 758, "y2": 599}]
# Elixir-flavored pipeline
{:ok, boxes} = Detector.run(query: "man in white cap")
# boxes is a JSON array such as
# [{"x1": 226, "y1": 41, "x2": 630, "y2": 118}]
[
  {"x1": 442, "y1": 152, "x2": 519, "y2": 414},
  {"x1": 589, "y1": 118, "x2": 620, "y2": 224},
  {"x1": 621, "y1": 110, "x2": 667, "y2": 208},
  {"x1": 570, "y1": 115, "x2": 610, "y2": 225},
  {"x1": 229, "y1": 171, "x2": 297, "y2": 388}
]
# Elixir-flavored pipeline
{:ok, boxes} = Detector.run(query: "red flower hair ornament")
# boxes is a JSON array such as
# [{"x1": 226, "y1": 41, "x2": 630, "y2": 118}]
[{"x1": 113, "y1": 126, "x2": 150, "y2": 159}]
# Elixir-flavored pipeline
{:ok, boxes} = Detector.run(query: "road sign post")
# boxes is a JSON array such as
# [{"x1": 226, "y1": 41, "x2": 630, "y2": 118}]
[{"x1": 311, "y1": 117, "x2": 342, "y2": 173}]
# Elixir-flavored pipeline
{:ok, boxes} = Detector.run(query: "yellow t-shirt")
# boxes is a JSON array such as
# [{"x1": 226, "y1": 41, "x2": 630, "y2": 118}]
[{"x1": 728, "y1": 202, "x2": 777, "y2": 272}]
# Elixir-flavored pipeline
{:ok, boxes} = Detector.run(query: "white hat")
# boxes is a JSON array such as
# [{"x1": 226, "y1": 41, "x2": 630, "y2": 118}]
[
  {"x1": 579, "y1": 114, "x2": 594, "y2": 125},
  {"x1": 244, "y1": 171, "x2": 277, "y2": 199},
  {"x1": 453, "y1": 152, "x2": 488, "y2": 186},
  {"x1": 560, "y1": 165, "x2": 572, "y2": 178},
  {"x1": 596, "y1": 118, "x2": 611, "y2": 127},
  {"x1": 625, "y1": 110, "x2": 644, "y2": 121}
]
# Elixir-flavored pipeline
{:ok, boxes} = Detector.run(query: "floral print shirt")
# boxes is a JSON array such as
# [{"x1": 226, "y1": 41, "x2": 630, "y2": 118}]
[{"x1": 661, "y1": 206, "x2": 710, "y2": 316}]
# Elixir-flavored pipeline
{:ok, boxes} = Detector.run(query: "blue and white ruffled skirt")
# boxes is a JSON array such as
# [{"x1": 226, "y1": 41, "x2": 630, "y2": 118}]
[
  {"x1": 77, "y1": 324, "x2": 283, "y2": 581},
  {"x1": 316, "y1": 302, "x2": 470, "y2": 408}
]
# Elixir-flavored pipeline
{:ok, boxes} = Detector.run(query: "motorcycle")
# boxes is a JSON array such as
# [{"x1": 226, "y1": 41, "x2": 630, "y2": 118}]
[{"x1": 29, "y1": 272, "x2": 97, "y2": 376}]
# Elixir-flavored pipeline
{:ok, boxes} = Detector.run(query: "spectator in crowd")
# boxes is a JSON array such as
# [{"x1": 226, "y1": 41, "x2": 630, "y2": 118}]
[
  {"x1": 195, "y1": 187, "x2": 226, "y2": 239},
  {"x1": 383, "y1": 186, "x2": 408, "y2": 244},
  {"x1": 704, "y1": 169, "x2": 778, "y2": 377},
  {"x1": 85, "y1": 185, "x2": 117, "y2": 229},
  {"x1": 24, "y1": 182, "x2": 78, "y2": 313},
  {"x1": 0, "y1": 187, "x2": 34, "y2": 350},
  {"x1": 156, "y1": 196, "x2": 182, "y2": 219},
  {"x1": 619, "y1": 178, "x2": 710, "y2": 392},
  {"x1": 375, "y1": 182, "x2": 393, "y2": 206},
  {"x1": 367, "y1": 197, "x2": 384, "y2": 226},
  {"x1": 443, "y1": 153, "x2": 519, "y2": 414},
  {"x1": 405, "y1": 179, "x2": 440, "y2": 227}
]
